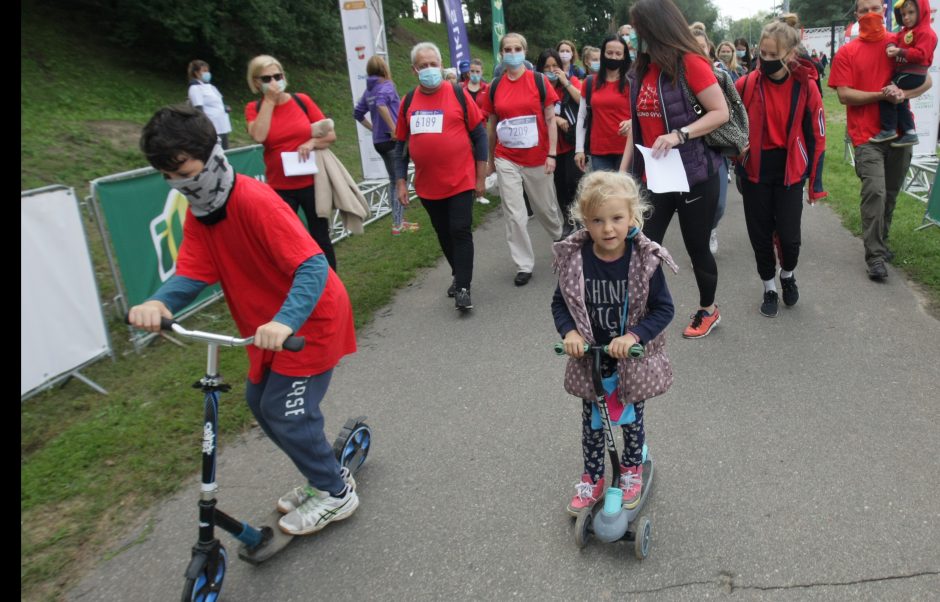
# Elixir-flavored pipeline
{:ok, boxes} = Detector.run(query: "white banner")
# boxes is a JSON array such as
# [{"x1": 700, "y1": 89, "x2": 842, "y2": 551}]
[
  {"x1": 911, "y1": 3, "x2": 940, "y2": 157},
  {"x1": 340, "y1": 0, "x2": 391, "y2": 180},
  {"x1": 802, "y1": 26, "x2": 843, "y2": 57},
  {"x1": 22, "y1": 187, "x2": 110, "y2": 397}
]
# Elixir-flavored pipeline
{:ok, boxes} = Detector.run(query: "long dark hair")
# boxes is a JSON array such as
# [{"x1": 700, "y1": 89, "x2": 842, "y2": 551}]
[
  {"x1": 595, "y1": 34, "x2": 630, "y2": 94},
  {"x1": 630, "y1": 0, "x2": 708, "y2": 82},
  {"x1": 535, "y1": 48, "x2": 564, "y2": 87},
  {"x1": 734, "y1": 37, "x2": 752, "y2": 69}
]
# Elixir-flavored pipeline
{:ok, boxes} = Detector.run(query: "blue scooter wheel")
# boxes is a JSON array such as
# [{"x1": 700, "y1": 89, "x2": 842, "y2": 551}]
[
  {"x1": 182, "y1": 546, "x2": 226, "y2": 602},
  {"x1": 633, "y1": 516, "x2": 651, "y2": 560},
  {"x1": 332, "y1": 417, "x2": 372, "y2": 476}
]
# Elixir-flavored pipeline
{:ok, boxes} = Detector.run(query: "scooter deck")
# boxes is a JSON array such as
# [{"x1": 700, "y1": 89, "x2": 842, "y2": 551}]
[
  {"x1": 236, "y1": 509, "x2": 294, "y2": 565},
  {"x1": 586, "y1": 457, "x2": 654, "y2": 529}
]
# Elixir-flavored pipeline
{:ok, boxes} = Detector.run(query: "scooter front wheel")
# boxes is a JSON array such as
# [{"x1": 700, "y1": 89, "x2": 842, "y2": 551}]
[
  {"x1": 633, "y1": 516, "x2": 651, "y2": 560},
  {"x1": 574, "y1": 508, "x2": 592, "y2": 549},
  {"x1": 181, "y1": 546, "x2": 227, "y2": 602}
]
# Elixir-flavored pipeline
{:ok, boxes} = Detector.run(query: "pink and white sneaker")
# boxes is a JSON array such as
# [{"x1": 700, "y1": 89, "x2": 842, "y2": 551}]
[
  {"x1": 620, "y1": 464, "x2": 644, "y2": 509},
  {"x1": 567, "y1": 474, "x2": 605, "y2": 516}
]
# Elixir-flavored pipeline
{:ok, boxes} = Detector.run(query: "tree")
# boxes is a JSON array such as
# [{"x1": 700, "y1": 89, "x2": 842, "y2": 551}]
[{"x1": 789, "y1": 0, "x2": 855, "y2": 27}]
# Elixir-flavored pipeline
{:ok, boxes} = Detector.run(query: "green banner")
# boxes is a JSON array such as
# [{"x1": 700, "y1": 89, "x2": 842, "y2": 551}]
[
  {"x1": 93, "y1": 145, "x2": 266, "y2": 310},
  {"x1": 491, "y1": 0, "x2": 505, "y2": 69},
  {"x1": 926, "y1": 169, "x2": 940, "y2": 227}
]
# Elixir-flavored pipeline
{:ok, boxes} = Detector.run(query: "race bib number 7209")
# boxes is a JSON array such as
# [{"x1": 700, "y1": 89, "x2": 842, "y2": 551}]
[
  {"x1": 410, "y1": 110, "x2": 444, "y2": 134},
  {"x1": 496, "y1": 115, "x2": 539, "y2": 148}
]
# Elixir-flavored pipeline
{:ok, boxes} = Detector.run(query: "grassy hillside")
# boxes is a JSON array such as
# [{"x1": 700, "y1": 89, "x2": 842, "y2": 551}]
[{"x1": 21, "y1": 6, "x2": 497, "y2": 601}]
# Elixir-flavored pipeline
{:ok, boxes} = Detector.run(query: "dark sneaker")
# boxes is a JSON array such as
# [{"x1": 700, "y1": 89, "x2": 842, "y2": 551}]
[
  {"x1": 682, "y1": 307, "x2": 721, "y2": 338},
  {"x1": 514, "y1": 271, "x2": 532, "y2": 286},
  {"x1": 780, "y1": 276, "x2": 799, "y2": 306},
  {"x1": 869, "y1": 129, "x2": 898, "y2": 143},
  {"x1": 890, "y1": 133, "x2": 918, "y2": 147},
  {"x1": 454, "y1": 288, "x2": 473, "y2": 311},
  {"x1": 868, "y1": 259, "x2": 888, "y2": 281},
  {"x1": 447, "y1": 279, "x2": 456, "y2": 298},
  {"x1": 884, "y1": 247, "x2": 895, "y2": 264},
  {"x1": 760, "y1": 290, "x2": 779, "y2": 317}
]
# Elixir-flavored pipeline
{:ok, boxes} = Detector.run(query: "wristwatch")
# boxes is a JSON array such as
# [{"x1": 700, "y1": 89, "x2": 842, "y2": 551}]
[{"x1": 679, "y1": 126, "x2": 692, "y2": 143}]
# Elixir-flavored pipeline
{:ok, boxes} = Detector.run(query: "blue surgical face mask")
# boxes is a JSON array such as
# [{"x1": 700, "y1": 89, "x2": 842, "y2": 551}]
[
  {"x1": 418, "y1": 66, "x2": 442, "y2": 88},
  {"x1": 629, "y1": 50, "x2": 637, "y2": 61},
  {"x1": 590, "y1": 61, "x2": 600, "y2": 72},
  {"x1": 469, "y1": 73, "x2": 482, "y2": 83},
  {"x1": 201, "y1": 71, "x2": 212, "y2": 84},
  {"x1": 545, "y1": 71, "x2": 558, "y2": 81},
  {"x1": 736, "y1": 49, "x2": 746, "y2": 58},
  {"x1": 503, "y1": 51, "x2": 526, "y2": 67}
]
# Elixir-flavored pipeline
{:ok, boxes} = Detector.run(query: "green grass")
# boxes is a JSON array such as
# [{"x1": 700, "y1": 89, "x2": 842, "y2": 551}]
[
  {"x1": 21, "y1": 7, "x2": 497, "y2": 601},
  {"x1": 818, "y1": 76, "x2": 940, "y2": 312}
]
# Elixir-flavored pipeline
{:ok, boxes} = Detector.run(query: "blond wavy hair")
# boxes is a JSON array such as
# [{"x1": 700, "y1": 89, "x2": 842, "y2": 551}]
[{"x1": 570, "y1": 171, "x2": 649, "y2": 230}]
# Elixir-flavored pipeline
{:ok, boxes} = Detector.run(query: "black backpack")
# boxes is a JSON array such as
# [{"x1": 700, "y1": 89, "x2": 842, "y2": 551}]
[
  {"x1": 488, "y1": 70, "x2": 547, "y2": 110},
  {"x1": 582, "y1": 74, "x2": 595, "y2": 154},
  {"x1": 255, "y1": 93, "x2": 311, "y2": 116},
  {"x1": 401, "y1": 81, "x2": 469, "y2": 131}
]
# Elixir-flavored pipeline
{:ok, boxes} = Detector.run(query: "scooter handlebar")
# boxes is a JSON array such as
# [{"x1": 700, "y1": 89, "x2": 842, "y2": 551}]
[
  {"x1": 553, "y1": 341, "x2": 644, "y2": 358},
  {"x1": 125, "y1": 313, "x2": 305, "y2": 352}
]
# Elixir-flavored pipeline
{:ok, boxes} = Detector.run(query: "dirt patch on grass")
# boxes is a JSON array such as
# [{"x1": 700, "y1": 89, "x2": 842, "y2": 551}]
[
  {"x1": 392, "y1": 23, "x2": 420, "y2": 46},
  {"x1": 86, "y1": 120, "x2": 143, "y2": 153}
]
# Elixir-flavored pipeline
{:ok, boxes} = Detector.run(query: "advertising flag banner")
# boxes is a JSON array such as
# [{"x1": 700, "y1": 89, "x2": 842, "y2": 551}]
[
  {"x1": 491, "y1": 0, "x2": 505, "y2": 67},
  {"x1": 442, "y1": 0, "x2": 471, "y2": 69}
]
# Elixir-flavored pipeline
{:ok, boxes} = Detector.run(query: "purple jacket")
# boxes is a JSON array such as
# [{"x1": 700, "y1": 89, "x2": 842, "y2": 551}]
[
  {"x1": 628, "y1": 63, "x2": 720, "y2": 187},
  {"x1": 354, "y1": 76, "x2": 401, "y2": 145}
]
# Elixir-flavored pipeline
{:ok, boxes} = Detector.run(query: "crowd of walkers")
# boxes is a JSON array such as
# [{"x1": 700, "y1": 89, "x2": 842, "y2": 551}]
[{"x1": 131, "y1": 0, "x2": 931, "y2": 535}]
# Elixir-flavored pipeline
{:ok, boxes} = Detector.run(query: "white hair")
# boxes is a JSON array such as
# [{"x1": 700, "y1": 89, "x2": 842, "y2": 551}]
[{"x1": 411, "y1": 42, "x2": 443, "y2": 65}]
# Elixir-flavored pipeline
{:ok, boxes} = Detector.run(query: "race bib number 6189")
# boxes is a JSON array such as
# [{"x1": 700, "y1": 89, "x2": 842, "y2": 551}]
[{"x1": 410, "y1": 110, "x2": 444, "y2": 134}]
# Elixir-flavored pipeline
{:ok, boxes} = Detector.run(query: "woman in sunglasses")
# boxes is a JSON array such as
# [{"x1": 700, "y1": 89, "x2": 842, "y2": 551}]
[{"x1": 245, "y1": 55, "x2": 338, "y2": 270}]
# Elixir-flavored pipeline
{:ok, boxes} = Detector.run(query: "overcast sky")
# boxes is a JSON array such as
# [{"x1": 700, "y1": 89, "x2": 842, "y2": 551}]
[{"x1": 714, "y1": 0, "x2": 777, "y2": 20}]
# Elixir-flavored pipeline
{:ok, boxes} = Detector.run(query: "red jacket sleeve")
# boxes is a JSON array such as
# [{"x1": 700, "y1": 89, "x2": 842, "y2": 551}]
[
  {"x1": 804, "y1": 79, "x2": 827, "y2": 202},
  {"x1": 900, "y1": 29, "x2": 938, "y2": 65}
]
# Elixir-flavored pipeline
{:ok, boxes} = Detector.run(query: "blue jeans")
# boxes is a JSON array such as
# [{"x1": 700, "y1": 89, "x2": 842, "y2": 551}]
[{"x1": 589, "y1": 153, "x2": 622, "y2": 172}]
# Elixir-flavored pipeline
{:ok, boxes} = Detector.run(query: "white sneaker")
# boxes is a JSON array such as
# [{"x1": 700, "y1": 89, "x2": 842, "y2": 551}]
[
  {"x1": 277, "y1": 466, "x2": 356, "y2": 514},
  {"x1": 278, "y1": 483, "x2": 359, "y2": 535},
  {"x1": 709, "y1": 228, "x2": 718, "y2": 255}
]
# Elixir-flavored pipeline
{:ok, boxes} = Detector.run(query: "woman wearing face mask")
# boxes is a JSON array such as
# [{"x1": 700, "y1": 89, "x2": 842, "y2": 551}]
[
  {"x1": 716, "y1": 41, "x2": 744, "y2": 82},
  {"x1": 557, "y1": 40, "x2": 586, "y2": 80},
  {"x1": 575, "y1": 34, "x2": 633, "y2": 174},
  {"x1": 536, "y1": 48, "x2": 583, "y2": 235},
  {"x1": 187, "y1": 60, "x2": 233, "y2": 149},
  {"x1": 581, "y1": 46, "x2": 601, "y2": 75},
  {"x1": 462, "y1": 58, "x2": 489, "y2": 103},
  {"x1": 625, "y1": 0, "x2": 729, "y2": 339},
  {"x1": 480, "y1": 32, "x2": 565, "y2": 286},
  {"x1": 735, "y1": 38, "x2": 755, "y2": 73},
  {"x1": 736, "y1": 14, "x2": 826, "y2": 318},
  {"x1": 245, "y1": 55, "x2": 338, "y2": 270}
]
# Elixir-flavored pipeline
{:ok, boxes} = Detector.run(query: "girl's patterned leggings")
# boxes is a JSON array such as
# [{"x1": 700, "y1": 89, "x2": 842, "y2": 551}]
[{"x1": 581, "y1": 398, "x2": 645, "y2": 483}]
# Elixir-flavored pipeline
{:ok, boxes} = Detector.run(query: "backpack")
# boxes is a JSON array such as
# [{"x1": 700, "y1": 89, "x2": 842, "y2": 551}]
[
  {"x1": 582, "y1": 74, "x2": 595, "y2": 154},
  {"x1": 401, "y1": 81, "x2": 469, "y2": 132},
  {"x1": 255, "y1": 93, "x2": 311, "y2": 117},
  {"x1": 557, "y1": 79, "x2": 580, "y2": 146},
  {"x1": 488, "y1": 70, "x2": 547, "y2": 113},
  {"x1": 677, "y1": 61, "x2": 749, "y2": 157}
]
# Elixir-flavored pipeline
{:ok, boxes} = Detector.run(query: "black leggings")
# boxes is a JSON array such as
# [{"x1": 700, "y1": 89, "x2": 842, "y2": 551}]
[
  {"x1": 553, "y1": 149, "x2": 582, "y2": 228},
  {"x1": 421, "y1": 190, "x2": 475, "y2": 289},
  {"x1": 741, "y1": 178, "x2": 803, "y2": 281},
  {"x1": 275, "y1": 186, "x2": 337, "y2": 271},
  {"x1": 581, "y1": 399, "x2": 645, "y2": 482},
  {"x1": 642, "y1": 173, "x2": 720, "y2": 307}
]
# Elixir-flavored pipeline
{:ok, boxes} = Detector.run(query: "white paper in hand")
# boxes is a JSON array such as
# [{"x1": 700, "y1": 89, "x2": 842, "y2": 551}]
[
  {"x1": 635, "y1": 145, "x2": 689, "y2": 193},
  {"x1": 282, "y1": 152, "x2": 318, "y2": 176}
]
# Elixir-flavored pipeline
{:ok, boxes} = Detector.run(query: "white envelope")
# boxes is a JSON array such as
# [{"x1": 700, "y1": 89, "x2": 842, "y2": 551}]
[{"x1": 281, "y1": 152, "x2": 318, "y2": 176}]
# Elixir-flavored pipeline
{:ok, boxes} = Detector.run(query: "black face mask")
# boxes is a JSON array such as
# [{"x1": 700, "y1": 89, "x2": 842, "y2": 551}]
[
  {"x1": 760, "y1": 58, "x2": 784, "y2": 76},
  {"x1": 604, "y1": 58, "x2": 625, "y2": 72}
]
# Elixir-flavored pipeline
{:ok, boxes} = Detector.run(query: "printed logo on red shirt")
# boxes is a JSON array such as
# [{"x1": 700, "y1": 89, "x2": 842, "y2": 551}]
[{"x1": 636, "y1": 83, "x2": 662, "y2": 120}]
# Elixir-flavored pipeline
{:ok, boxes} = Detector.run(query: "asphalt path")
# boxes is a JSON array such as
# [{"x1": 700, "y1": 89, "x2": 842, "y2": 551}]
[{"x1": 70, "y1": 184, "x2": 940, "y2": 601}]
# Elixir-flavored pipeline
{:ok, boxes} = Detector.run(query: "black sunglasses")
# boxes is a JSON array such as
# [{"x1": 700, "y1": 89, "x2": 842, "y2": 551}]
[{"x1": 258, "y1": 73, "x2": 284, "y2": 83}]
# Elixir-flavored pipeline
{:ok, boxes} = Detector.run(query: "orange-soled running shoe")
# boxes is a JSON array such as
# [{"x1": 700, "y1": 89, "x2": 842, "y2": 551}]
[{"x1": 682, "y1": 307, "x2": 721, "y2": 339}]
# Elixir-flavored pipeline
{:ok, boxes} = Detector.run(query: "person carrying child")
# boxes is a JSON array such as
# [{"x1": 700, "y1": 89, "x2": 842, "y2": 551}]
[
  {"x1": 870, "y1": 0, "x2": 938, "y2": 146},
  {"x1": 551, "y1": 171, "x2": 677, "y2": 515},
  {"x1": 131, "y1": 104, "x2": 359, "y2": 537}
]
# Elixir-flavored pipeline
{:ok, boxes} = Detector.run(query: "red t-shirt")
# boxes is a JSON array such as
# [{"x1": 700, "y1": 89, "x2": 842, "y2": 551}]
[
  {"x1": 635, "y1": 54, "x2": 717, "y2": 148},
  {"x1": 478, "y1": 70, "x2": 559, "y2": 167},
  {"x1": 581, "y1": 76, "x2": 631, "y2": 154},
  {"x1": 245, "y1": 93, "x2": 326, "y2": 190},
  {"x1": 761, "y1": 75, "x2": 795, "y2": 150},
  {"x1": 395, "y1": 84, "x2": 484, "y2": 200},
  {"x1": 828, "y1": 38, "x2": 897, "y2": 146},
  {"x1": 176, "y1": 175, "x2": 356, "y2": 384},
  {"x1": 554, "y1": 76, "x2": 581, "y2": 155}
]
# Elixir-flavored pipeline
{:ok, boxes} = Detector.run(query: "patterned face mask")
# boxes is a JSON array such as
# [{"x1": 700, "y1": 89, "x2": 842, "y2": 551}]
[{"x1": 165, "y1": 143, "x2": 234, "y2": 217}]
